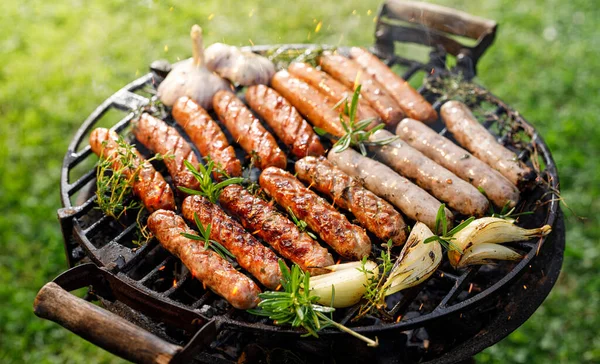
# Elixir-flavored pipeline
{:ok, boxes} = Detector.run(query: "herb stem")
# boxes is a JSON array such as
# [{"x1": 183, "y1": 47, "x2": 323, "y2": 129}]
[{"x1": 316, "y1": 312, "x2": 379, "y2": 347}]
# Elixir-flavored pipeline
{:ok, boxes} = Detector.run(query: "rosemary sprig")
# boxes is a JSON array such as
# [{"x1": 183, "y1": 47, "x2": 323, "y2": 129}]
[
  {"x1": 287, "y1": 208, "x2": 317, "y2": 239},
  {"x1": 355, "y1": 241, "x2": 394, "y2": 320},
  {"x1": 179, "y1": 158, "x2": 244, "y2": 203},
  {"x1": 248, "y1": 260, "x2": 378, "y2": 347},
  {"x1": 180, "y1": 212, "x2": 235, "y2": 259},
  {"x1": 423, "y1": 204, "x2": 474, "y2": 253},
  {"x1": 314, "y1": 85, "x2": 398, "y2": 156}
]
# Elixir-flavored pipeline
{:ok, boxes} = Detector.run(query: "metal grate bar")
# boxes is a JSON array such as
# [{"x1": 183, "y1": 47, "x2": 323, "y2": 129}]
[
  {"x1": 110, "y1": 222, "x2": 137, "y2": 245},
  {"x1": 67, "y1": 168, "x2": 97, "y2": 197},
  {"x1": 82, "y1": 214, "x2": 110, "y2": 236},
  {"x1": 191, "y1": 291, "x2": 215, "y2": 310},
  {"x1": 68, "y1": 146, "x2": 92, "y2": 169},
  {"x1": 138, "y1": 256, "x2": 173, "y2": 285},
  {"x1": 165, "y1": 272, "x2": 192, "y2": 297},
  {"x1": 435, "y1": 267, "x2": 480, "y2": 310}
]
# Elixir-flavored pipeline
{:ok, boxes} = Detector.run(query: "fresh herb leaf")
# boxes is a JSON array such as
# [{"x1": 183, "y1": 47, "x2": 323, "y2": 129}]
[
  {"x1": 181, "y1": 158, "x2": 244, "y2": 203},
  {"x1": 355, "y1": 241, "x2": 394, "y2": 320},
  {"x1": 423, "y1": 204, "x2": 474, "y2": 253},
  {"x1": 491, "y1": 201, "x2": 534, "y2": 220},
  {"x1": 287, "y1": 207, "x2": 317, "y2": 239},
  {"x1": 181, "y1": 212, "x2": 235, "y2": 259}
]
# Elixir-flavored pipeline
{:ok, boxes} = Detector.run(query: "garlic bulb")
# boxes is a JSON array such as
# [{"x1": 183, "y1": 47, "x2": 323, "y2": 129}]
[
  {"x1": 308, "y1": 261, "x2": 377, "y2": 308},
  {"x1": 157, "y1": 25, "x2": 230, "y2": 109},
  {"x1": 205, "y1": 43, "x2": 275, "y2": 86}
]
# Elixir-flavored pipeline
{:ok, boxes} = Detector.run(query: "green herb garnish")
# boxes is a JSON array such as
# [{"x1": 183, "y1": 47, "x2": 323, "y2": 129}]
[
  {"x1": 180, "y1": 212, "x2": 235, "y2": 259},
  {"x1": 179, "y1": 158, "x2": 244, "y2": 203},
  {"x1": 423, "y1": 204, "x2": 474, "y2": 253},
  {"x1": 355, "y1": 241, "x2": 394, "y2": 320},
  {"x1": 287, "y1": 207, "x2": 317, "y2": 239},
  {"x1": 491, "y1": 201, "x2": 534, "y2": 220}
]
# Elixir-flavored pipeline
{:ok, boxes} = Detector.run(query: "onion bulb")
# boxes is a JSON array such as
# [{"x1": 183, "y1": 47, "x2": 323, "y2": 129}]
[
  {"x1": 456, "y1": 243, "x2": 522, "y2": 268},
  {"x1": 307, "y1": 261, "x2": 377, "y2": 308}
]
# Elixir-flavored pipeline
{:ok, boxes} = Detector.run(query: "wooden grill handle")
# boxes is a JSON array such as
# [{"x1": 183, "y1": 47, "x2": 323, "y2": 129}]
[
  {"x1": 383, "y1": 0, "x2": 497, "y2": 40},
  {"x1": 34, "y1": 282, "x2": 182, "y2": 364}
]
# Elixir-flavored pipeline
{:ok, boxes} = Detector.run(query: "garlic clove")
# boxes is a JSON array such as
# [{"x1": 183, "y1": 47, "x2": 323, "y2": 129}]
[{"x1": 455, "y1": 243, "x2": 522, "y2": 268}]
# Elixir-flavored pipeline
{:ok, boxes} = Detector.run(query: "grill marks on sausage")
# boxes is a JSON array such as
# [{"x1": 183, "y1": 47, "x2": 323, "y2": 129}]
[
  {"x1": 182, "y1": 195, "x2": 283, "y2": 289},
  {"x1": 172, "y1": 97, "x2": 242, "y2": 179},
  {"x1": 295, "y1": 156, "x2": 408, "y2": 246},
  {"x1": 148, "y1": 210, "x2": 261, "y2": 309},
  {"x1": 259, "y1": 167, "x2": 371, "y2": 260},
  {"x1": 219, "y1": 184, "x2": 334, "y2": 272},
  {"x1": 89, "y1": 128, "x2": 176, "y2": 212},
  {"x1": 349, "y1": 47, "x2": 438, "y2": 124},
  {"x1": 213, "y1": 90, "x2": 287, "y2": 170},
  {"x1": 132, "y1": 113, "x2": 200, "y2": 192},
  {"x1": 245, "y1": 84, "x2": 325, "y2": 158}
]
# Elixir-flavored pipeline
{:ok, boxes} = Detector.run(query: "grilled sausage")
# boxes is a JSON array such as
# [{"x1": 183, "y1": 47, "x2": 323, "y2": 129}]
[
  {"x1": 319, "y1": 53, "x2": 404, "y2": 128},
  {"x1": 182, "y1": 195, "x2": 283, "y2": 289},
  {"x1": 172, "y1": 96, "x2": 242, "y2": 179},
  {"x1": 271, "y1": 70, "x2": 347, "y2": 137},
  {"x1": 132, "y1": 113, "x2": 199, "y2": 192},
  {"x1": 369, "y1": 129, "x2": 489, "y2": 216},
  {"x1": 213, "y1": 90, "x2": 287, "y2": 170},
  {"x1": 295, "y1": 156, "x2": 407, "y2": 246},
  {"x1": 219, "y1": 184, "x2": 334, "y2": 272},
  {"x1": 396, "y1": 118, "x2": 520, "y2": 208},
  {"x1": 349, "y1": 47, "x2": 438, "y2": 123},
  {"x1": 259, "y1": 167, "x2": 371, "y2": 260},
  {"x1": 89, "y1": 128, "x2": 175, "y2": 212},
  {"x1": 245, "y1": 85, "x2": 325, "y2": 158},
  {"x1": 288, "y1": 62, "x2": 381, "y2": 129},
  {"x1": 441, "y1": 101, "x2": 535, "y2": 187},
  {"x1": 327, "y1": 148, "x2": 452, "y2": 230},
  {"x1": 147, "y1": 210, "x2": 261, "y2": 309}
]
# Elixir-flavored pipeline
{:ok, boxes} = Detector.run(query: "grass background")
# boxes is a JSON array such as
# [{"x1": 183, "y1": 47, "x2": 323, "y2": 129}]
[{"x1": 1, "y1": 0, "x2": 598, "y2": 362}]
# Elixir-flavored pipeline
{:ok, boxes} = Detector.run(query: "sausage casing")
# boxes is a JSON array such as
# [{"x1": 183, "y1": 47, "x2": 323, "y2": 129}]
[
  {"x1": 89, "y1": 128, "x2": 176, "y2": 212},
  {"x1": 182, "y1": 195, "x2": 283, "y2": 289},
  {"x1": 327, "y1": 148, "x2": 453, "y2": 230},
  {"x1": 349, "y1": 47, "x2": 438, "y2": 123},
  {"x1": 441, "y1": 101, "x2": 535, "y2": 187},
  {"x1": 132, "y1": 113, "x2": 199, "y2": 191},
  {"x1": 172, "y1": 96, "x2": 242, "y2": 179},
  {"x1": 369, "y1": 129, "x2": 489, "y2": 216},
  {"x1": 319, "y1": 53, "x2": 404, "y2": 128},
  {"x1": 295, "y1": 156, "x2": 407, "y2": 246},
  {"x1": 245, "y1": 84, "x2": 325, "y2": 158},
  {"x1": 271, "y1": 70, "x2": 347, "y2": 138},
  {"x1": 259, "y1": 167, "x2": 371, "y2": 260},
  {"x1": 396, "y1": 118, "x2": 520, "y2": 208},
  {"x1": 219, "y1": 184, "x2": 334, "y2": 272},
  {"x1": 147, "y1": 210, "x2": 261, "y2": 309},
  {"x1": 213, "y1": 90, "x2": 287, "y2": 170}
]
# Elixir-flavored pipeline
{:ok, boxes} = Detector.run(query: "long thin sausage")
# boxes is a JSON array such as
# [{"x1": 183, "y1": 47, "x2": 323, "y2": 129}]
[
  {"x1": 259, "y1": 167, "x2": 371, "y2": 260},
  {"x1": 328, "y1": 148, "x2": 452, "y2": 230},
  {"x1": 369, "y1": 129, "x2": 489, "y2": 216},
  {"x1": 349, "y1": 47, "x2": 438, "y2": 123},
  {"x1": 89, "y1": 128, "x2": 175, "y2": 212},
  {"x1": 172, "y1": 96, "x2": 242, "y2": 179},
  {"x1": 132, "y1": 113, "x2": 199, "y2": 191},
  {"x1": 319, "y1": 53, "x2": 404, "y2": 128},
  {"x1": 271, "y1": 70, "x2": 347, "y2": 138},
  {"x1": 182, "y1": 195, "x2": 283, "y2": 289},
  {"x1": 295, "y1": 156, "x2": 408, "y2": 246},
  {"x1": 245, "y1": 85, "x2": 325, "y2": 158},
  {"x1": 219, "y1": 184, "x2": 334, "y2": 272},
  {"x1": 441, "y1": 101, "x2": 535, "y2": 187},
  {"x1": 213, "y1": 90, "x2": 287, "y2": 170},
  {"x1": 396, "y1": 118, "x2": 520, "y2": 208},
  {"x1": 148, "y1": 210, "x2": 261, "y2": 309}
]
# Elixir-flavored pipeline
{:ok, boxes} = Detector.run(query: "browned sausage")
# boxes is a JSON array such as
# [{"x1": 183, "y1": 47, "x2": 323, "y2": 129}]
[
  {"x1": 182, "y1": 195, "x2": 283, "y2": 289},
  {"x1": 132, "y1": 113, "x2": 199, "y2": 192},
  {"x1": 288, "y1": 62, "x2": 381, "y2": 129},
  {"x1": 89, "y1": 128, "x2": 175, "y2": 212},
  {"x1": 396, "y1": 118, "x2": 520, "y2": 208},
  {"x1": 319, "y1": 53, "x2": 404, "y2": 128},
  {"x1": 271, "y1": 70, "x2": 347, "y2": 138},
  {"x1": 213, "y1": 90, "x2": 287, "y2": 170},
  {"x1": 259, "y1": 167, "x2": 371, "y2": 260},
  {"x1": 147, "y1": 210, "x2": 261, "y2": 309},
  {"x1": 219, "y1": 184, "x2": 334, "y2": 272},
  {"x1": 369, "y1": 129, "x2": 490, "y2": 216},
  {"x1": 295, "y1": 156, "x2": 407, "y2": 246},
  {"x1": 441, "y1": 101, "x2": 535, "y2": 187},
  {"x1": 245, "y1": 85, "x2": 325, "y2": 158},
  {"x1": 172, "y1": 96, "x2": 242, "y2": 179},
  {"x1": 349, "y1": 47, "x2": 438, "y2": 123}
]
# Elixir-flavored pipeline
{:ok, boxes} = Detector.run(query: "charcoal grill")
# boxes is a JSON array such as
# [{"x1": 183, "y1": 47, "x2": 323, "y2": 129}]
[{"x1": 34, "y1": 1, "x2": 564, "y2": 363}]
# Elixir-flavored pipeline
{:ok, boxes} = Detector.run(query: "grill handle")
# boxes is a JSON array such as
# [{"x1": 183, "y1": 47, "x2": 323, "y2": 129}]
[{"x1": 34, "y1": 282, "x2": 182, "y2": 364}]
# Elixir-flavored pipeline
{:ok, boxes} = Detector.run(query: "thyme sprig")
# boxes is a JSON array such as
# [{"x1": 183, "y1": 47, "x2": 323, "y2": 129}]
[
  {"x1": 248, "y1": 260, "x2": 379, "y2": 347},
  {"x1": 314, "y1": 85, "x2": 398, "y2": 156},
  {"x1": 180, "y1": 212, "x2": 235, "y2": 259},
  {"x1": 423, "y1": 204, "x2": 474, "y2": 253},
  {"x1": 287, "y1": 208, "x2": 317, "y2": 239},
  {"x1": 355, "y1": 241, "x2": 394, "y2": 320},
  {"x1": 179, "y1": 158, "x2": 244, "y2": 203}
]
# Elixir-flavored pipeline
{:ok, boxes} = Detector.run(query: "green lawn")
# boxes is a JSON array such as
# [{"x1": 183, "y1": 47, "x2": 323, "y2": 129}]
[{"x1": 1, "y1": 0, "x2": 598, "y2": 362}]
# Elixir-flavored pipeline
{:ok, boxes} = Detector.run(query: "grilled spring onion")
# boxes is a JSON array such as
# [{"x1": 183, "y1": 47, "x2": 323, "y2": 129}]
[
  {"x1": 384, "y1": 222, "x2": 442, "y2": 296},
  {"x1": 308, "y1": 261, "x2": 378, "y2": 308},
  {"x1": 448, "y1": 217, "x2": 552, "y2": 268}
]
